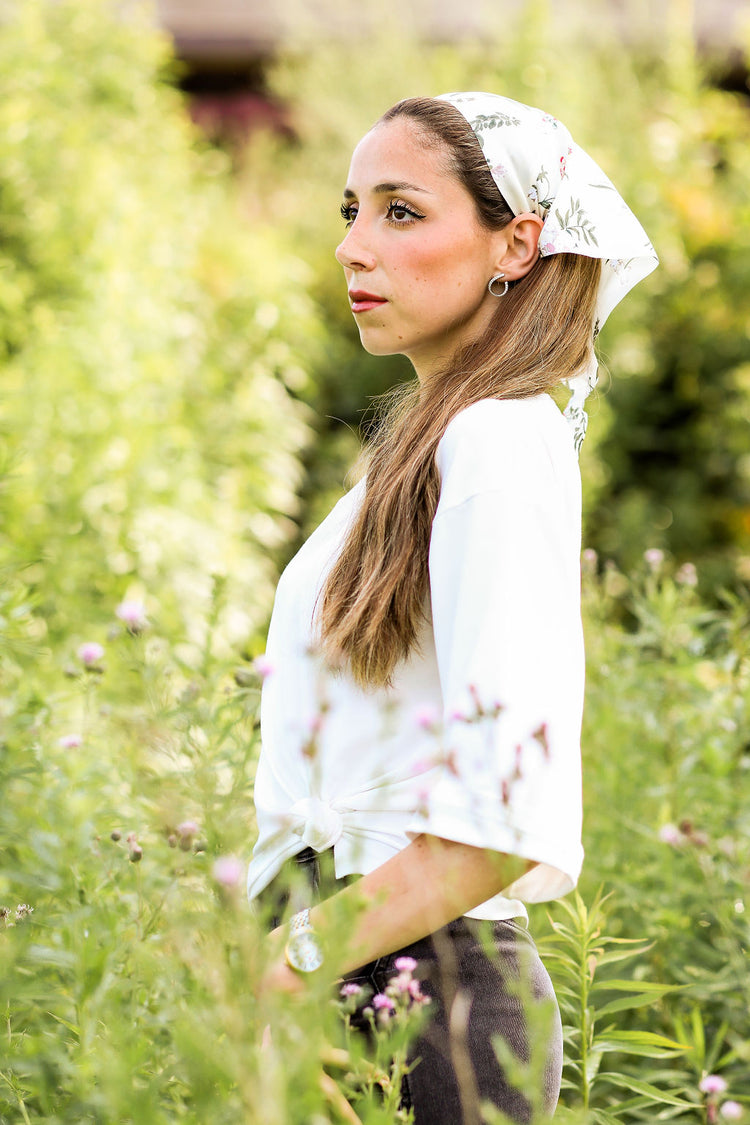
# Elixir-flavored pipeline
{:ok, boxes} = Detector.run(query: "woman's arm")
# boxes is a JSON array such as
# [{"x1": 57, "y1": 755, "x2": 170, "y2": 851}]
[{"x1": 264, "y1": 834, "x2": 532, "y2": 991}]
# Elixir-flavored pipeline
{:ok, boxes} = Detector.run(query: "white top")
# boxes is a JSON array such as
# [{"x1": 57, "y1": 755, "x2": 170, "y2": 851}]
[{"x1": 247, "y1": 394, "x2": 585, "y2": 921}]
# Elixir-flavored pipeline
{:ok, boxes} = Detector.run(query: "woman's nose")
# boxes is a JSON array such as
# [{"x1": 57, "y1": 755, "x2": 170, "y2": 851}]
[{"x1": 335, "y1": 224, "x2": 376, "y2": 271}]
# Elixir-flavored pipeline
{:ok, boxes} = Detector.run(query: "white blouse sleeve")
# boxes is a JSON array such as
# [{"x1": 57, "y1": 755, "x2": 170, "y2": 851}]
[{"x1": 405, "y1": 396, "x2": 585, "y2": 903}]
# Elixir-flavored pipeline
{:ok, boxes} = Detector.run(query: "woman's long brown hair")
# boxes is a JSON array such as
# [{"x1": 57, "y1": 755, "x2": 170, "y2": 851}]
[{"x1": 317, "y1": 97, "x2": 602, "y2": 689}]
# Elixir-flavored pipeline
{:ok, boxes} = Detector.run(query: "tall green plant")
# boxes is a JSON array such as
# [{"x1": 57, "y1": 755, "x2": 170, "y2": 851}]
[{"x1": 538, "y1": 891, "x2": 690, "y2": 1123}]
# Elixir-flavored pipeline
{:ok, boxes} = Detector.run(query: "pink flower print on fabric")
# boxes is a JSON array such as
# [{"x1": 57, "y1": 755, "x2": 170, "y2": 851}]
[{"x1": 438, "y1": 90, "x2": 658, "y2": 452}]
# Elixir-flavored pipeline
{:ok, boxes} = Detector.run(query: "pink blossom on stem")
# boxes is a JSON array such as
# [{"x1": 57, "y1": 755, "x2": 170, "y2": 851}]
[
  {"x1": 115, "y1": 600, "x2": 148, "y2": 631},
  {"x1": 58, "y1": 734, "x2": 83, "y2": 749},
  {"x1": 340, "y1": 982, "x2": 363, "y2": 998},
  {"x1": 253, "y1": 654, "x2": 274, "y2": 680},
  {"x1": 414, "y1": 705, "x2": 440, "y2": 732},
  {"x1": 675, "y1": 562, "x2": 698, "y2": 587},
  {"x1": 701, "y1": 1076, "x2": 729, "y2": 1096},
  {"x1": 581, "y1": 547, "x2": 598, "y2": 574},
  {"x1": 394, "y1": 956, "x2": 417, "y2": 973},
  {"x1": 720, "y1": 1102, "x2": 743, "y2": 1120},
  {"x1": 77, "y1": 642, "x2": 104, "y2": 666},
  {"x1": 658, "y1": 823, "x2": 683, "y2": 846},
  {"x1": 644, "y1": 547, "x2": 665, "y2": 572},
  {"x1": 372, "y1": 993, "x2": 395, "y2": 1012},
  {"x1": 212, "y1": 856, "x2": 243, "y2": 888}
]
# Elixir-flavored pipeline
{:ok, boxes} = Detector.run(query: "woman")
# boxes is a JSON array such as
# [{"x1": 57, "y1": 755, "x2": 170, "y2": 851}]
[{"x1": 248, "y1": 92, "x2": 657, "y2": 1122}]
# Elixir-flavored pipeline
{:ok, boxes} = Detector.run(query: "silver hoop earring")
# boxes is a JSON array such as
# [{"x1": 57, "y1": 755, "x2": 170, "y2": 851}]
[{"x1": 488, "y1": 273, "x2": 509, "y2": 297}]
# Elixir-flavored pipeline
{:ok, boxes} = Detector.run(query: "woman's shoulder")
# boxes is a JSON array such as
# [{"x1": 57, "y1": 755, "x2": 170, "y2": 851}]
[{"x1": 436, "y1": 394, "x2": 576, "y2": 486}]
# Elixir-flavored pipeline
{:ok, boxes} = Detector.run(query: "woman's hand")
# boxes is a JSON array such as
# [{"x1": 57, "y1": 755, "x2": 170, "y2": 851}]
[{"x1": 260, "y1": 955, "x2": 307, "y2": 996}]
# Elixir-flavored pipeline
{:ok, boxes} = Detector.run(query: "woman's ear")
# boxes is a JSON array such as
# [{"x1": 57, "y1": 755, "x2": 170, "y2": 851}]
[{"x1": 492, "y1": 213, "x2": 544, "y2": 282}]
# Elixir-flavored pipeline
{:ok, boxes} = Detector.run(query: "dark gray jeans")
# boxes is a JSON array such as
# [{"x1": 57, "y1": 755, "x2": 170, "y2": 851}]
[
  {"x1": 263, "y1": 848, "x2": 563, "y2": 1124},
  {"x1": 342, "y1": 916, "x2": 563, "y2": 1124}
]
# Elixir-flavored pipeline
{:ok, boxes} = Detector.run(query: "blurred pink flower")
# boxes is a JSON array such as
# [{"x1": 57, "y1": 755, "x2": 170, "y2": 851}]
[
  {"x1": 340, "y1": 982, "x2": 363, "y2": 998},
  {"x1": 394, "y1": 956, "x2": 417, "y2": 973},
  {"x1": 115, "y1": 599, "x2": 148, "y2": 631},
  {"x1": 658, "y1": 824, "x2": 683, "y2": 846},
  {"x1": 581, "y1": 548, "x2": 598, "y2": 574},
  {"x1": 720, "y1": 1102, "x2": 743, "y2": 1120},
  {"x1": 700, "y1": 1075, "x2": 728, "y2": 1095},
  {"x1": 253, "y1": 654, "x2": 274, "y2": 680},
  {"x1": 58, "y1": 734, "x2": 82, "y2": 749},
  {"x1": 675, "y1": 562, "x2": 698, "y2": 587},
  {"x1": 414, "y1": 705, "x2": 440, "y2": 732},
  {"x1": 372, "y1": 993, "x2": 395, "y2": 1011},
  {"x1": 177, "y1": 820, "x2": 199, "y2": 851},
  {"x1": 77, "y1": 642, "x2": 104, "y2": 666},
  {"x1": 644, "y1": 548, "x2": 665, "y2": 571},
  {"x1": 212, "y1": 856, "x2": 243, "y2": 888}
]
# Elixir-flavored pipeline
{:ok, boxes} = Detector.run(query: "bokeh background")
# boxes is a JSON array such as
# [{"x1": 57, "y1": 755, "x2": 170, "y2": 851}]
[{"x1": 1, "y1": 2, "x2": 749, "y2": 1122}]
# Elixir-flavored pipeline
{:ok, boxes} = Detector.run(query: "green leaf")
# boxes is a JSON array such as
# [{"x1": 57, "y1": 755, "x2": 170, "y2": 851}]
[
  {"x1": 597, "y1": 1073, "x2": 696, "y2": 1108},
  {"x1": 594, "y1": 1030, "x2": 689, "y2": 1054},
  {"x1": 595, "y1": 991, "x2": 675, "y2": 1017},
  {"x1": 591, "y1": 979, "x2": 679, "y2": 994}
]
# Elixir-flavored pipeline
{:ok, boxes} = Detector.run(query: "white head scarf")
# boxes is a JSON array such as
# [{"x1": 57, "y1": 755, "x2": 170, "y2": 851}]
[{"x1": 439, "y1": 91, "x2": 659, "y2": 451}]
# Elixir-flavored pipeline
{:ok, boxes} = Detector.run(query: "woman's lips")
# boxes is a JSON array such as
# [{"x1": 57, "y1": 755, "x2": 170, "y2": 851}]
[{"x1": 349, "y1": 290, "x2": 388, "y2": 313}]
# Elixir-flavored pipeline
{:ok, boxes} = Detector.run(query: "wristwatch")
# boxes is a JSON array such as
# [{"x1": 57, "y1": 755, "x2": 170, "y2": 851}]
[{"x1": 284, "y1": 908, "x2": 324, "y2": 973}]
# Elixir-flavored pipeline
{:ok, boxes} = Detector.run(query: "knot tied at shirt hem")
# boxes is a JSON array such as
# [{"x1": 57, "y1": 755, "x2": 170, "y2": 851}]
[{"x1": 290, "y1": 796, "x2": 344, "y2": 852}]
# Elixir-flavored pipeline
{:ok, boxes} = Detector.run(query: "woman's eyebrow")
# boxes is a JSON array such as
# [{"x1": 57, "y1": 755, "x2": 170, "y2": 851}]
[{"x1": 342, "y1": 181, "x2": 433, "y2": 199}]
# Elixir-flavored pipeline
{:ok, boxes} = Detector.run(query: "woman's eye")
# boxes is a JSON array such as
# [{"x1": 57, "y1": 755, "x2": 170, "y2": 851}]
[
  {"x1": 386, "y1": 200, "x2": 423, "y2": 225},
  {"x1": 340, "y1": 202, "x2": 357, "y2": 226}
]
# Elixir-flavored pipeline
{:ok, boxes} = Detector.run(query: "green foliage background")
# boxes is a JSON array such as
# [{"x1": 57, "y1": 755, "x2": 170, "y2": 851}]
[{"x1": 0, "y1": 1, "x2": 748, "y2": 1122}]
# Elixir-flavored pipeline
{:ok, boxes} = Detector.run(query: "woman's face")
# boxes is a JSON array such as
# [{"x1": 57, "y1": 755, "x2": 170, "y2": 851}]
[{"x1": 335, "y1": 118, "x2": 506, "y2": 382}]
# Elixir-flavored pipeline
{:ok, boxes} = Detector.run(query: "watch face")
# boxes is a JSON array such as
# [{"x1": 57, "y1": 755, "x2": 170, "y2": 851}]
[{"x1": 286, "y1": 930, "x2": 324, "y2": 973}]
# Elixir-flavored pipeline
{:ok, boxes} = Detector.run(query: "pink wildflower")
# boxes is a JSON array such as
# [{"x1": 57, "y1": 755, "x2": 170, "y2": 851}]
[
  {"x1": 658, "y1": 823, "x2": 683, "y2": 846},
  {"x1": 58, "y1": 734, "x2": 83, "y2": 749},
  {"x1": 409, "y1": 978, "x2": 429, "y2": 1003},
  {"x1": 701, "y1": 1076, "x2": 729, "y2": 1096},
  {"x1": 212, "y1": 856, "x2": 243, "y2": 888},
  {"x1": 394, "y1": 956, "x2": 417, "y2": 973},
  {"x1": 115, "y1": 600, "x2": 148, "y2": 631},
  {"x1": 253, "y1": 654, "x2": 274, "y2": 680},
  {"x1": 675, "y1": 562, "x2": 698, "y2": 587},
  {"x1": 340, "y1": 982, "x2": 363, "y2": 998},
  {"x1": 414, "y1": 705, "x2": 440, "y2": 732},
  {"x1": 581, "y1": 548, "x2": 598, "y2": 575},
  {"x1": 372, "y1": 993, "x2": 395, "y2": 1012},
  {"x1": 644, "y1": 547, "x2": 665, "y2": 571},
  {"x1": 177, "y1": 820, "x2": 199, "y2": 851},
  {"x1": 720, "y1": 1102, "x2": 743, "y2": 1120},
  {"x1": 77, "y1": 641, "x2": 104, "y2": 666}
]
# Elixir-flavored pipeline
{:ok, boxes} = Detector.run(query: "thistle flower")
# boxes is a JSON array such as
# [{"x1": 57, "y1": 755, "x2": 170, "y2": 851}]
[
  {"x1": 414, "y1": 705, "x2": 440, "y2": 732},
  {"x1": 581, "y1": 547, "x2": 598, "y2": 574},
  {"x1": 58, "y1": 734, "x2": 83, "y2": 749},
  {"x1": 77, "y1": 641, "x2": 104, "y2": 667},
  {"x1": 700, "y1": 1076, "x2": 729, "y2": 1096},
  {"x1": 253, "y1": 654, "x2": 274, "y2": 680},
  {"x1": 177, "y1": 820, "x2": 199, "y2": 851},
  {"x1": 212, "y1": 856, "x2": 243, "y2": 888},
  {"x1": 394, "y1": 956, "x2": 417, "y2": 973},
  {"x1": 115, "y1": 599, "x2": 148, "y2": 632},
  {"x1": 340, "y1": 982, "x2": 363, "y2": 998},
  {"x1": 720, "y1": 1102, "x2": 743, "y2": 1120},
  {"x1": 675, "y1": 562, "x2": 698, "y2": 587},
  {"x1": 644, "y1": 547, "x2": 665, "y2": 572}
]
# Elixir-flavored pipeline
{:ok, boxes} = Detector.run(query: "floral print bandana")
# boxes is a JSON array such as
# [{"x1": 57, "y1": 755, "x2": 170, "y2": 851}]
[{"x1": 439, "y1": 91, "x2": 659, "y2": 451}]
